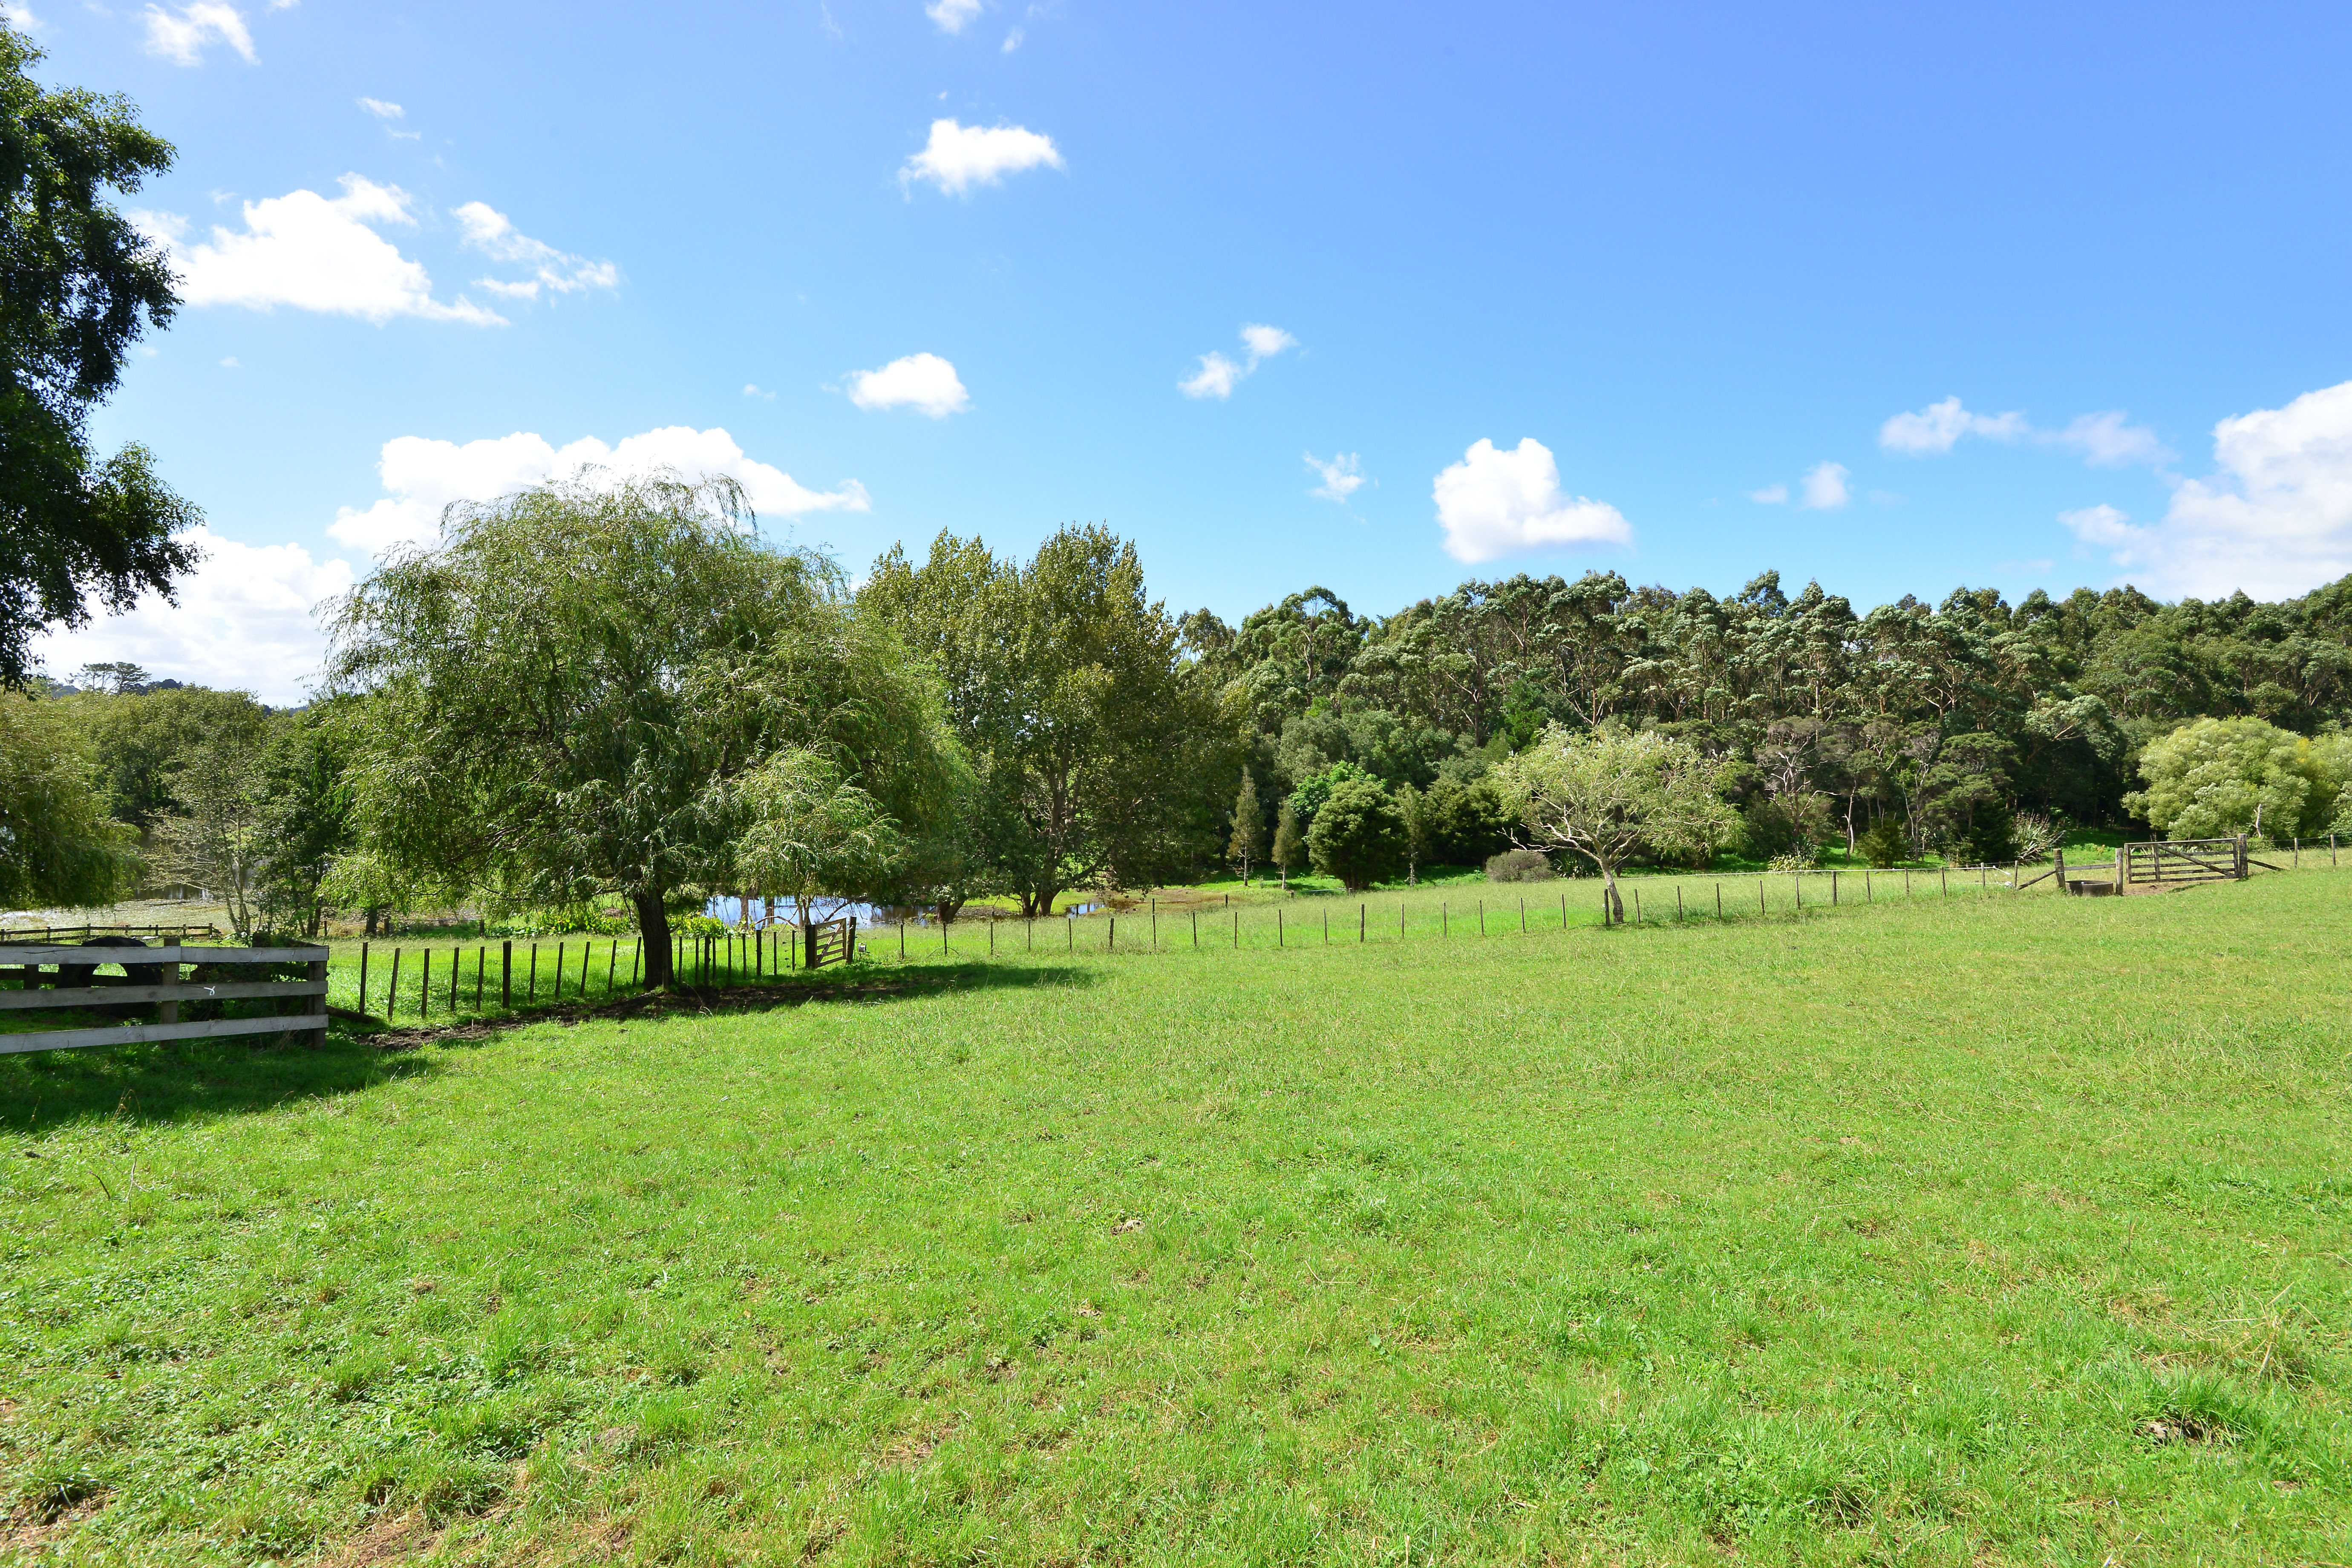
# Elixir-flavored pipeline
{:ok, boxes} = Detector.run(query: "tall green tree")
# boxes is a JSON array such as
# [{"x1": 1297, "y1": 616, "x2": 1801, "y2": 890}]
[
  {"x1": 1226, "y1": 770, "x2": 1265, "y2": 884},
  {"x1": 0, "y1": 690, "x2": 133, "y2": 906},
  {"x1": 1, "y1": 22, "x2": 199, "y2": 689},
  {"x1": 1494, "y1": 725, "x2": 1738, "y2": 924},
  {"x1": 64, "y1": 683, "x2": 274, "y2": 828},
  {"x1": 863, "y1": 526, "x2": 1222, "y2": 914},
  {"x1": 327, "y1": 475, "x2": 956, "y2": 987},
  {"x1": 1269, "y1": 798, "x2": 1304, "y2": 891}
]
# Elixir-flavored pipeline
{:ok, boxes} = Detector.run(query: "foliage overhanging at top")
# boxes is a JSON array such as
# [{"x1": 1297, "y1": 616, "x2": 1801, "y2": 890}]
[{"x1": 0, "y1": 20, "x2": 199, "y2": 689}]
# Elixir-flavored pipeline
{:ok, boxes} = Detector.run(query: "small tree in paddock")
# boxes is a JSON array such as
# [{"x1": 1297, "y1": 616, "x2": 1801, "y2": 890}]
[
  {"x1": 1306, "y1": 775, "x2": 1406, "y2": 892},
  {"x1": 2124, "y1": 716, "x2": 2340, "y2": 844},
  {"x1": 1227, "y1": 771, "x2": 1265, "y2": 885},
  {"x1": 1494, "y1": 724, "x2": 1738, "y2": 925},
  {"x1": 1270, "y1": 797, "x2": 1304, "y2": 891},
  {"x1": 1395, "y1": 781, "x2": 1428, "y2": 885}
]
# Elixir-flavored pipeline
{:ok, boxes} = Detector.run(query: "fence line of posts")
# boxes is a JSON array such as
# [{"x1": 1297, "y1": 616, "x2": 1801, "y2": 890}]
[{"x1": 7, "y1": 837, "x2": 2332, "y2": 1051}]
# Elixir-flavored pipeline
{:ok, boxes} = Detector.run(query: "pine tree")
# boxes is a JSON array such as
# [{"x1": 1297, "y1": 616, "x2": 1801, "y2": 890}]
[
  {"x1": 1227, "y1": 771, "x2": 1265, "y2": 884},
  {"x1": 1270, "y1": 797, "x2": 1304, "y2": 892}
]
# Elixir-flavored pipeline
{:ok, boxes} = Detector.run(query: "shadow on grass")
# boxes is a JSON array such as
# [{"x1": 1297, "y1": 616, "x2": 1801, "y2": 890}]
[
  {"x1": 0, "y1": 1034, "x2": 431, "y2": 1133},
  {"x1": 0, "y1": 961, "x2": 1095, "y2": 1131}
]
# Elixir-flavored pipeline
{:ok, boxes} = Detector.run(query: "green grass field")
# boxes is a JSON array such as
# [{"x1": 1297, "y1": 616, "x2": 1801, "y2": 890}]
[{"x1": 3, "y1": 873, "x2": 2348, "y2": 1564}]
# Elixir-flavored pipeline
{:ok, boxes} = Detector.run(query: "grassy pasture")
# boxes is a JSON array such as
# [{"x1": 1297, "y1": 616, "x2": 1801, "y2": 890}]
[{"x1": 2, "y1": 873, "x2": 2348, "y2": 1564}]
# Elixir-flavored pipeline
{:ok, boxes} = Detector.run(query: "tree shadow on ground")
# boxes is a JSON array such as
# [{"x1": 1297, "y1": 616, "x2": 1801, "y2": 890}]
[{"x1": 0, "y1": 961, "x2": 1095, "y2": 1131}]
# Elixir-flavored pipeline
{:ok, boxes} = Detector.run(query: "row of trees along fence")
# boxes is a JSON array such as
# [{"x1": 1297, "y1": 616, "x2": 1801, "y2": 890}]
[{"x1": 1, "y1": 940, "x2": 327, "y2": 1055}]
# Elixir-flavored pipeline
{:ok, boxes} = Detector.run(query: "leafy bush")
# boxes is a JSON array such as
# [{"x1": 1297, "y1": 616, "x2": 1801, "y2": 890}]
[
  {"x1": 1305, "y1": 777, "x2": 1406, "y2": 891},
  {"x1": 1484, "y1": 848, "x2": 1554, "y2": 882},
  {"x1": 1856, "y1": 814, "x2": 1908, "y2": 868}
]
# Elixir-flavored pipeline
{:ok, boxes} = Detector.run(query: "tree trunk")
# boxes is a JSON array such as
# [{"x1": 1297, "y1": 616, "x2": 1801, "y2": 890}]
[
  {"x1": 1600, "y1": 866, "x2": 1625, "y2": 925},
  {"x1": 634, "y1": 890, "x2": 674, "y2": 989}
]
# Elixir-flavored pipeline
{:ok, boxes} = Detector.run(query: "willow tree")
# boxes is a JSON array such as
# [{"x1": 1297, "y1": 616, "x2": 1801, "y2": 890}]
[
  {"x1": 0, "y1": 691, "x2": 134, "y2": 907},
  {"x1": 327, "y1": 473, "x2": 954, "y2": 987}
]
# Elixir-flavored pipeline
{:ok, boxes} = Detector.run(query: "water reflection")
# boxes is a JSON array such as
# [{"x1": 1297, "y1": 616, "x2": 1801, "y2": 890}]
[{"x1": 703, "y1": 895, "x2": 1103, "y2": 927}]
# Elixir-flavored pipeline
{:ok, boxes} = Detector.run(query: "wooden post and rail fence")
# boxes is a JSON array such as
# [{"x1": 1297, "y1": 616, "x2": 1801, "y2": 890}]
[{"x1": 0, "y1": 941, "x2": 327, "y2": 1055}]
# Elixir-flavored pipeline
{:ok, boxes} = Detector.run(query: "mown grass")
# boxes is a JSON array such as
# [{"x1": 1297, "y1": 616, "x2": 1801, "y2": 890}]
[{"x1": 2, "y1": 873, "x2": 2348, "y2": 1564}]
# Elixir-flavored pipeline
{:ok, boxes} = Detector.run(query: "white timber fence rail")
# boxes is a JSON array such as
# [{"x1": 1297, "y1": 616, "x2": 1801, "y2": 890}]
[{"x1": 0, "y1": 942, "x2": 329, "y2": 1055}]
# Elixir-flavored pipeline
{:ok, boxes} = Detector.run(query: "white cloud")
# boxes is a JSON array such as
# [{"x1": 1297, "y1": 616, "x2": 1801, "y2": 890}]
[
  {"x1": 845, "y1": 352, "x2": 969, "y2": 418},
  {"x1": 327, "y1": 427, "x2": 870, "y2": 559},
  {"x1": 453, "y1": 202, "x2": 618, "y2": 300},
  {"x1": 141, "y1": 2, "x2": 253, "y2": 64},
  {"x1": 1305, "y1": 451, "x2": 1364, "y2": 504},
  {"x1": 30, "y1": 529, "x2": 353, "y2": 705},
  {"x1": 2049, "y1": 410, "x2": 2170, "y2": 469},
  {"x1": 1879, "y1": 394, "x2": 2168, "y2": 468},
  {"x1": 899, "y1": 118, "x2": 1064, "y2": 197},
  {"x1": 743, "y1": 383, "x2": 775, "y2": 401},
  {"x1": 2, "y1": 2, "x2": 45, "y2": 35},
  {"x1": 1432, "y1": 438, "x2": 1629, "y2": 564},
  {"x1": 2066, "y1": 379, "x2": 2352, "y2": 599},
  {"x1": 1798, "y1": 460, "x2": 1850, "y2": 510},
  {"x1": 1179, "y1": 322, "x2": 1295, "y2": 400},
  {"x1": 143, "y1": 175, "x2": 504, "y2": 326},
  {"x1": 2059, "y1": 503, "x2": 2136, "y2": 546},
  {"x1": 1002, "y1": 25, "x2": 1022, "y2": 50},
  {"x1": 218, "y1": 355, "x2": 239, "y2": 368},
  {"x1": 925, "y1": 0, "x2": 981, "y2": 31},
  {"x1": 357, "y1": 97, "x2": 403, "y2": 119},
  {"x1": 1747, "y1": 483, "x2": 1788, "y2": 505}
]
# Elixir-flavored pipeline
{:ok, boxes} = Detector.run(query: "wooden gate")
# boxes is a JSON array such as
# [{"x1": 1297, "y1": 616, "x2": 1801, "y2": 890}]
[
  {"x1": 2, "y1": 940, "x2": 329, "y2": 1054},
  {"x1": 2124, "y1": 837, "x2": 2248, "y2": 887},
  {"x1": 806, "y1": 917, "x2": 857, "y2": 969}
]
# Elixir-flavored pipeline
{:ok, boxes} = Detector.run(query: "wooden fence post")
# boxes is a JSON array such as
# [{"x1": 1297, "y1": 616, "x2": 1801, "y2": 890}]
[
  {"x1": 450, "y1": 947, "x2": 461, "y2": 1011},
  {"x1": 478, "y1": 947, "x2": 488, "y2": 1010},
  {"x1": 420, "y1": 948, "x2": 431, "y2": 1021},
  {"x1": 1277, "y1": 908, "x2": 1283, "y2": 948},
  {"x1": 2054, "y1": 847, "x2": 2065, "y2": 894},
  {"x1": 358, "y1": 941, "x2": 371, "y2": 1017},
  {"x1": 527, "y1": 943, "x2": 538, "y2": 1002},
  {"x1": 501, "y1": 941, "x2": 511, "y2": 1009},
  {"x1": 309, "y1": 954, "x2": 329, "y2": 1045},
  {"x1": 554, "y1": 942, "x2": 565, "y2": 1000}
]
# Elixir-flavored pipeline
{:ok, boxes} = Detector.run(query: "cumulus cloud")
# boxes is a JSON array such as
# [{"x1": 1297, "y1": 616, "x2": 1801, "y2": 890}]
[
  {"x1": 30, "y1": 528, "x2": 353, "y2": 705},
  {"x1": 2064, "y1": 380, "x2": 2352, "y2": 599},
  {"x1": 1306, "y1": 451, "x2": 1364, "y2": 504},
  {"x1": 326, "y1": 427, "x2": 870, "y2": 559},
  {"x1": 3, "y1": 2, "x2": 45, "y2": 34},
  {"x1": 453, "y1": 202, "x2": 619, "y2": 300},
  {"x1": 2059, "y1": 503, "x2": 2136, "y2": 546},
  {"x1": 1798, "y1": 461, "x2": 1850, "y2": 510},
  {"x1": 925, "y1": 0, "x2": 980, "y2": 32},
  {"x1": 899, "y1": 118, "x2": 1064, "y2": 196},
  {"x1": 1747, "y1": 483, "x2": 1789, "y2": 505},
  {"x1": 1179, "y1": 323, "x2": 1295, "y2": 400},
  {"x1": 142, "y1": 2, "x2": 253, "y2": 63},
  {"x1": 141, "y1": 176, "x2": 504, "y2": 326},
  {"x1": 845, "y1": 352, "x2": 969, "y2": 418},
  {"x1": 1432, "y1": 438, "x2": 1629, "y2": 564},
  {"x1": 1879, "y1": 394, "x2": 2169, "y2": 468},
  {"x1": 357, "y1": 97, "x2": 402, "y2": 119}
]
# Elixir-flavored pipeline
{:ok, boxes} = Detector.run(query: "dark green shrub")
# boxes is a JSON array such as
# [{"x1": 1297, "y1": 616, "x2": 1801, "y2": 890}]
[
  {"x1": 1857, "y1": 814, "x2": 1908, "y2": 868},
  {"x1": 1306, "y1": 778, "x2": 1406, "y2": 891}
]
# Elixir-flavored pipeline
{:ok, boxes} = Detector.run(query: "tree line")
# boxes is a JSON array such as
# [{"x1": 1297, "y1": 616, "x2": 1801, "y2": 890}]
[{"x1": 10, "y1": 473, "x2": 2352, "y2": 971}]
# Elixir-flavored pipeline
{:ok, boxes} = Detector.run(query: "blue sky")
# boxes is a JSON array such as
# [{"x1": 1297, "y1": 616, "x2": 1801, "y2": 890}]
[{"x1": 21, "y1": 0, "x2": 2352, "y2": 700}]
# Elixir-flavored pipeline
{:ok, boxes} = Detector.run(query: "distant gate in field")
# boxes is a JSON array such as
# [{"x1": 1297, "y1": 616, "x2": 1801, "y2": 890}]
[
  {"x1": 2124, "y1": 836, "x2": 2251, "y2": 888},
  {"x1": 806, "y1": 917, "x2": 857, "y2": 969}
]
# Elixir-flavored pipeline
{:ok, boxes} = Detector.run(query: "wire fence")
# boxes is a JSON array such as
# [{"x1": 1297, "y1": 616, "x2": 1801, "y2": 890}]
[{"x1": 19, "y1": 839, "x2": 2339, "y2": 1039}]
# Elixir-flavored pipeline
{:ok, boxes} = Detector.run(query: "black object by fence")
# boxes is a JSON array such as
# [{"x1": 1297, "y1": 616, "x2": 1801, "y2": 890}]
[{"x1": 0, "y1": 941, "x2": 328, "y2": 1055}]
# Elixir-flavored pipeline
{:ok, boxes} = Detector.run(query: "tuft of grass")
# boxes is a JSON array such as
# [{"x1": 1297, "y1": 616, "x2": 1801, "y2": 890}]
[{"x1": 2, "y1": 871, "x2": 2349, "y2": 1562}]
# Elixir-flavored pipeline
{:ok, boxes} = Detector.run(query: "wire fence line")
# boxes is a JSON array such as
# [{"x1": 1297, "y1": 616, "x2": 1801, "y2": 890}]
[{"x1": 37, "y1": 841, "x2": 2326, "y2": 1035}]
